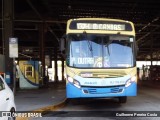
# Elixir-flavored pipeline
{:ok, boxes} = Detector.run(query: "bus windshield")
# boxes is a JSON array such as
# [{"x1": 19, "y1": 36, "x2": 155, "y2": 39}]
[{"x1": 66, "y1": 33, "x2": 135, "y2": 68}]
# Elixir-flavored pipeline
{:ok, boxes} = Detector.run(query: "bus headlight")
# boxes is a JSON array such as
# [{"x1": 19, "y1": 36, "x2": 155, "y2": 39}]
[
  {"x1": 125, "y1": 80, "x2": 131, "y2": 87},
  {"x1": 73, "y1": 80, "x2": 81, "y2": 89},
  {"x1": 68, "y1": 76, "x2": 74, "y2": 83},
  {"x1": 67, "y1": 76, "x2": 81, "y2": 88},
  {"x1": 131, "y1": 76, "x2": 136, "y2": 82},
  {"x1": 125, "y1": 76, "x2": 136, "y2": 87}
]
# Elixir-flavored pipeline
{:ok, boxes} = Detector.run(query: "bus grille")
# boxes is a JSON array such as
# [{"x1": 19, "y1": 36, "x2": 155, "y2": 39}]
[
  {"x1": 111, "y1": 88, "x2": 122, "y2": 93},
  {"x1": 88, "y1": 88, "x2": 97, "y2": 94},
  {"x1": 84, "y1": 87, "x2": 123, "y2": 94}
]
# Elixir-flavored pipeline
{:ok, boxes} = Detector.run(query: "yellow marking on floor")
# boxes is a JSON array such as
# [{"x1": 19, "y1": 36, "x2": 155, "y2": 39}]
[
  {"x1": 16, "y1": 98, "x2": 67, "y2": 120},
  {"x1": 16, "y1": 117, "x2": 29, "y2": 120}
]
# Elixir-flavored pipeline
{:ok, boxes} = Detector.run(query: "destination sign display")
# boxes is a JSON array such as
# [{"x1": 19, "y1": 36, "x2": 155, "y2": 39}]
[
  {"x1": 77, "y1": 23, "x2": 125, "y2": 30},
  {"x1": 69, "y1": 20, "x2": 132, "y2": 31}
]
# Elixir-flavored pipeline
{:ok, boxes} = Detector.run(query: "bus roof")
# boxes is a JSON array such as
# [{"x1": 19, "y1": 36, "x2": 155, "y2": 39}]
[{"x1": 67, "y1": 18, "x2": 134, "y2": 25}]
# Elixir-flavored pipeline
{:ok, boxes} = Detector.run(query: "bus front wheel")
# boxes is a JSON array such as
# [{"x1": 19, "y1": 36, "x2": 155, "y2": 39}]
[{"x1": 118, "y1": 96, "x2": 127, "y2": 103}]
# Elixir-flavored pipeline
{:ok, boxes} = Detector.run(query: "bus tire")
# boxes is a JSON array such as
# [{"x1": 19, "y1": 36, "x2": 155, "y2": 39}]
[
  {"x1": 66, "y1": 98, "x2": 72, "y2": 103},
  {"x1": 67, "y1": 98, "x2": 81, "y2": 104},
  {"x1": 119, "y1": 96, "x2": 127, "y2": 103},
  {"x1": 66, "y1": 98, "x2": 76, "y2": 103}
]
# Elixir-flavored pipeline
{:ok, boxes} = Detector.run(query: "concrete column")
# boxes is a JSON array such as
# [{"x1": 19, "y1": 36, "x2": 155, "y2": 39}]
[
  {"x1": 62, "y1": 58, "x2": 65, "y2": 81},
  {"x1": 150, "y1": 35, "x2": 153, "y2": 66},
  {"x1": 39, "y1": 23, "x2": 45, "y2": 86},
  {"x1": 3, "y1": 0, "x2": 14, "y2": 85},
  {"x1": 54, "y1": 47, "x2": 58, "y2": 82},
  {"x1": 150, "y1": 35, "x2": 153, "y2": 80}
]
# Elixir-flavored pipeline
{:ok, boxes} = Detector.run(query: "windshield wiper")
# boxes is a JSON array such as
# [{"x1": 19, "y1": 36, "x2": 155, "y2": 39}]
[
  {"x1": 105, "y1": 39, "x2": 111, "y2": 56},
  {"x1": 106, "y1": 44, "x2": 110, "y2": 56},
  {"x1": 83, "y1": 31, "x2": 93, "y2": 56}
]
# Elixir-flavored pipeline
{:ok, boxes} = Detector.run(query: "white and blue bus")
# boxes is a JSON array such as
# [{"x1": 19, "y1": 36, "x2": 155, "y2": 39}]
[{"x1": 63, "y1": 18, "x2": 137, "y2": 103}]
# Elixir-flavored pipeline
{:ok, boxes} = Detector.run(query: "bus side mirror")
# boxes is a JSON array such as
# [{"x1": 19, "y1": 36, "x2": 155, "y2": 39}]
[
  {"x1": 135, "y1": 42, "x2": 139, "y2": 57},
  {"x1": 60, "y1": 37, "x2": 66, "y2": 58}
]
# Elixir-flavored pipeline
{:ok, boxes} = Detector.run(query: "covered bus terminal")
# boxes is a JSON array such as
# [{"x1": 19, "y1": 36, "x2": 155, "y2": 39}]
[{"x1": 0, "y1": 0, "x2": 160, "y2": 120}]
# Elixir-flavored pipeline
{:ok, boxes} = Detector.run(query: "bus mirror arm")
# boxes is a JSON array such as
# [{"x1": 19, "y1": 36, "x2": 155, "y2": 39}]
[{"x1": 61, "y1": 50, "x2": 66, "y2": 58}]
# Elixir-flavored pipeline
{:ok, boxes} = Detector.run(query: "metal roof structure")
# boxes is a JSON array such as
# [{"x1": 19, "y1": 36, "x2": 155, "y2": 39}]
[{"x1": 0, "y1": 0, "x2": 160, "y2": 60}]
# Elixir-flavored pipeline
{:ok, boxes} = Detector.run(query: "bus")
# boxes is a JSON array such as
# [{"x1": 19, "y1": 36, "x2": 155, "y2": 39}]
[{"x1": 62, "y1": 18, "x2": 137, "y2": 103}]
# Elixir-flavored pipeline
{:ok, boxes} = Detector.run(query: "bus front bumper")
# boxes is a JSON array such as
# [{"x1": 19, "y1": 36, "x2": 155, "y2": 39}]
[{"x1": 66, "y1": 82, "x2": 137, "y2": 98}]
